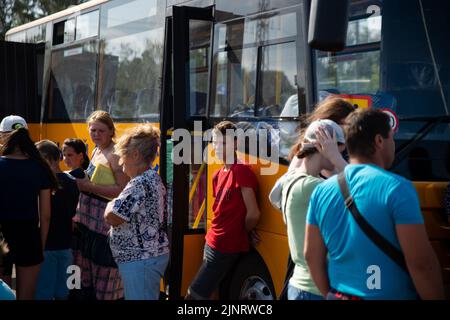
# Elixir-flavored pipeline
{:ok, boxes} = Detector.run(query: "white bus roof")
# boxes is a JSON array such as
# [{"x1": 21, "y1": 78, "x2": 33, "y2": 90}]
[{"x1": 5, "y1": 0, "x2": 108, "y2": 37}]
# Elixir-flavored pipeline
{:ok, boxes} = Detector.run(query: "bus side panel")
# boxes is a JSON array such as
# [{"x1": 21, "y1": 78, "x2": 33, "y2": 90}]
[
  {"x1": 27, "y1": 123, "x2": 42, "y2": 142},
  {"x1": 255, "y1": 231, "x2": 289, "y2": 297},
  {"x1": 414, "y1": 182, "x2": 450, "y2": 298},
  {"x1": 181, "y1": 234, "x2": 205, "y2": 296}
]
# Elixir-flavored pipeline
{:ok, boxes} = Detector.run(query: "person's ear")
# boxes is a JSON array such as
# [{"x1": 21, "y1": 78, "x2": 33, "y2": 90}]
[
  {"x1": 132, "y1": 149, "x2": 140, "y2": 160},
  {"x1": 374, "y1": 134, "x2": 384, "y2": 150}
]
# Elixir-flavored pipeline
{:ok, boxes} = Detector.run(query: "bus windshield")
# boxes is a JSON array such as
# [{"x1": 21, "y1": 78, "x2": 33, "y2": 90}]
[{"x1": 314, "y1": 0, "x2": 450, "y2": 181}]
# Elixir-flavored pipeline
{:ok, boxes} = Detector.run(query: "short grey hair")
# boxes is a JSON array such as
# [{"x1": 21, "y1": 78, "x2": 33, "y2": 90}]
[{"x1": 114, "y1": 124, "x2": 160, "y2": 164}]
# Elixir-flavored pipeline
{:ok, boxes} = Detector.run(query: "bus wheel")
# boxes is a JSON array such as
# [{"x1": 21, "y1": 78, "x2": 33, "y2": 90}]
[{"x1": 221, "y1": 251, "x2": 275, "y2": 300}]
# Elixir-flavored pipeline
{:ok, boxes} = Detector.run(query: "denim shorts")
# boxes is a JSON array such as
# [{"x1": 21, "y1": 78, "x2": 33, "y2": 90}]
[
  {"x1": 188, "y1": 244, "x2": 240, "y2": 300},
  {"x1": 118, "y1": 254, "x2": 169, "y2": 300},
  {"x1": 35, "y1": 249, "x2": 73, "y2": 300},
  {"x1": 287, "y1": 283, "x2": 323, "y2": 300}
]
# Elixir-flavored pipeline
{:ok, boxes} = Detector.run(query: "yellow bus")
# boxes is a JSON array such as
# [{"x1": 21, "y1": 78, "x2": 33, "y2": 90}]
[{"x1": 5, "y1": 0, "x2": 450, "y2": 299}]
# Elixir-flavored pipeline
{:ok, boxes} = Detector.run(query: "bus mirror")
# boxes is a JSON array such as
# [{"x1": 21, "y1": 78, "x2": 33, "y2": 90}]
[{"x1": 308, "y1": 0, "x2": 350, "y2": 52}]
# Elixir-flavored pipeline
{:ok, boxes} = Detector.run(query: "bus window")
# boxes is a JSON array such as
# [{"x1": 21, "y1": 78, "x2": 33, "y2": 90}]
[
  {"x1": 210, "y1": 7, "x2": 303, "y2": 160},
  {"x1": 316, "y1": 51, "x2": 380, "y2": 95},
  {"x1": 211, "y1": 48, "x2": 258, "y2": 118},
  {"x1": 105, "y1": 0, "x2": 157, "y2": 28},
  {"x1": 26, "y1": 25, "x2": 46, "y2": 43},
  {"x1": 346, "y1": 5, "x2": 381, "y2": 45},
  {"x1": 259, "y1": 42, "x2": 297, "y2": 117},
  {"x1": 215, "y1": 0, "x2": 300, "y2": 24},
  {"x1": 211, "y1": 9, "x2": 298, "y2": 119},
  {"x1": 53, "y1": 18, "x2": 75, "y2": 45},
  {"x1": 47, "y1": 41, "x2": 98, "y2": 121},
  {"x1": 242, "y1": 11, "x2": 297, "y2": 45},
  {"x1": 98, "y1": 0, "x2": 164, "y2": 120},
  {"x1": 315, "y1": 1, "x2": 381, "y2": 96},
  {"x1": 189, "y1": 19, "x2": 211, "y2": 117},
  {"x1": 76, "y1": 10, "x2": 99, "y2": 41}
]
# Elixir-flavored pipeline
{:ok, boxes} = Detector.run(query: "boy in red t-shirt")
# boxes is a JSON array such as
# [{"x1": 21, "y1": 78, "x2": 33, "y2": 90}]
[{"x1": 186, "y1": 121, "x2": 261, "y2": 300}]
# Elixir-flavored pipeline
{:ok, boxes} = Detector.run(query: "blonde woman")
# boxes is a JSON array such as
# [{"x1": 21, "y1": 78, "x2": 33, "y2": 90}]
[
  {"x1": 104, "y1": 125, "x2": 169, "y2": 300},
  {"x1": 73, "y1": 111, "x2": 129, "y2": 300}
]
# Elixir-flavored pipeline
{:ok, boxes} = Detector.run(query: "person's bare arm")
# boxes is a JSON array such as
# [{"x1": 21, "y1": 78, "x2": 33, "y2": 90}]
[
  {"x1": 104, "y1": 201, "x2": 127, "y2": 227},
  {"x1": 304, "y1": 223, "x2": 329, "y2": 297},
  {"x1": 241, "y1": 187, "x2": 261, "y2": 232},
  {"x1": 396, "y1": 224, "x2": 445, "y2": 299},
  {"x1": 38, "y1": 189, "x2": 52, "y2": 249}
]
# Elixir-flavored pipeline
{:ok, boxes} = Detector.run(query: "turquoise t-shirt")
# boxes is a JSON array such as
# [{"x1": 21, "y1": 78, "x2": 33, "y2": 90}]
[
  {"x1": 0, "y1": 279, "x2": 15, "y2": 300},
  {"x1": 307, "y1": 164, "x2": 423, "y2": 300}
]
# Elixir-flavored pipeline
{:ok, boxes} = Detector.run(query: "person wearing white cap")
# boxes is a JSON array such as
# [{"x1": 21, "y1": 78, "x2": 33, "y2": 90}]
[
  {"x1": 0, "y1": 115, "x2": 58, "y2": 300},
  {"x1": 0, "y1": 115, "x2": 28, "y2": 148},
  {"x1": 278, "y1": 119, "x2": 346, "y2": 300},
  {"x1": 0, "y1": 115, "x2": 28, "y2": 132},
  {"x1": 269, "y1": 97, "x2": 355, "y2": 300}
]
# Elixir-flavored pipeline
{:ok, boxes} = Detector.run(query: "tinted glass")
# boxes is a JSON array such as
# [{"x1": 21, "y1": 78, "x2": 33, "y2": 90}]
[
  {"x1": 26, "y1": 25, "x2": 46, "y2": 43},
  {"x1": 215, "y1": 11, "x2": 296, "y2": 49},
  {"x1": 47, "y1": 41, "x2": 98, "y2": 121},
  {"x1": 98, "y1": 0, "x2": 165, "y2": 120},
  {"x1": 215, "y1": 0, "x2": 301, "y2": 21},
  {"x1": 314, "y1": 0, "x2": 450, "y2": 180},
  {"x1": 211, "y1": 48, "x2": 258, "y2": 117},
  {"x1": 189, "y1": 19, "x2": 212, "y2": 117},
  {"x1": 259, "y1": 42, "x2": 297, "y2": 117},
  {"x1": 53, "y1": 18, "x2": 75, "y2": 45},
  {"x1": 316, "y1": 51, "x2": 380, "y2": 94},
  {"x1": 76, "y1": 10, "x2": 99, "y2": 40}
]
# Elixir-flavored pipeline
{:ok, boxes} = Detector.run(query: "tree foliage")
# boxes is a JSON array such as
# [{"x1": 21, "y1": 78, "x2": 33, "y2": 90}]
[{"x1": 1, "y1": 0, "x2": 88, "y2": 39}]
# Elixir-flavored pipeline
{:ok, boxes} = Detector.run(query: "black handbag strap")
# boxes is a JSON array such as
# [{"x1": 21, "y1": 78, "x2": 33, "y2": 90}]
[{"x1": 337, "y1": 172, "x2": 408, "y2": 272}]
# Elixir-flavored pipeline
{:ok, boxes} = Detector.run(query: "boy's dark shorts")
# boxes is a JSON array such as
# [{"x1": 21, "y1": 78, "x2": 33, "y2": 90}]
[
  {"x1": 0, "y1": 220, "x2": 44, "y2": 269},
  {"x1": 188, "y1": 244, "x2": 240, "y2": 300}
]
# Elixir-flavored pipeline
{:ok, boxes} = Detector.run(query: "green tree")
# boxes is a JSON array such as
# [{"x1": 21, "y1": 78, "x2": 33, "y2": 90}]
[
  {"x1": 0, "y1": 0, "x2": 35, "y2": 39},
  {"x1": 38, "y1": 0, "x2": 87, "y2": 16}
]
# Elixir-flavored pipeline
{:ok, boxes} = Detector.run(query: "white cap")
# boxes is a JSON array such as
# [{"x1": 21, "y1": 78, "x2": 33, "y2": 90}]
[
  {"x1": 0, "y1": 115, "x2": 28, "y2": 132},
  {"x1": 302, "y1": 119, "x2": 345, "y2": 151}
]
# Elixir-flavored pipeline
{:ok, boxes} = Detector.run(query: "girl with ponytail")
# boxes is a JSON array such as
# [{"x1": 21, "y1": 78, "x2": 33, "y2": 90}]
[{"x1": 0, "y1": 116, "x2": 58, "y2": 300}]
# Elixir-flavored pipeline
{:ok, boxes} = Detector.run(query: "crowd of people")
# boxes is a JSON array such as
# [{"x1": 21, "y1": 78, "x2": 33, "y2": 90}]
[
  {"x1": 0, "y1": 111, "x2": 169, "y2": 300},
  {"x1": 0, "y1": 96, "x2": 447, "y2": 300}
]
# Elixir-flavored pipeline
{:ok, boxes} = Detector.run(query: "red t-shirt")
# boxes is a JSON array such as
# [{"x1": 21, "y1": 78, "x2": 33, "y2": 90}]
[{"x1": 205, "y1": 163, "x2": 258, "y2": 253}]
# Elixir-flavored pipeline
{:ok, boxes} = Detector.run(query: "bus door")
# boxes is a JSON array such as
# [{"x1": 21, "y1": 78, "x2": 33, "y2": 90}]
[
  {"x1": 165, "y1": 5, "x2": 214, "y2": 299},
  {"x1": 0, "y1": 41, "x2": 43, "y2": 141}
]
